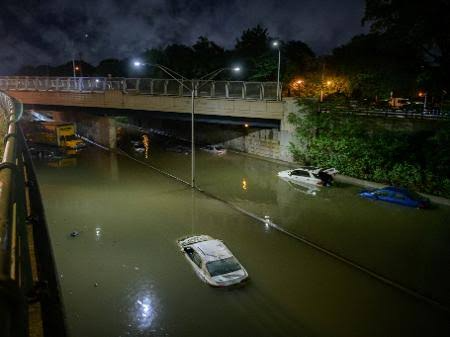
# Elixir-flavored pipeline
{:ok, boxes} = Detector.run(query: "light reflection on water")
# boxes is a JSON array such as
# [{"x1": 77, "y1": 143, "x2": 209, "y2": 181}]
[{"x1": 127, "y1": 283, "x2": 158, "y2": 332}]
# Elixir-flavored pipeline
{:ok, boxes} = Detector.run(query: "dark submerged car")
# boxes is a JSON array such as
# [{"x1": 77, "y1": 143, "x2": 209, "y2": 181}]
[{"x1": 359, "y1": 186, "x2": 430, "y2": 209}]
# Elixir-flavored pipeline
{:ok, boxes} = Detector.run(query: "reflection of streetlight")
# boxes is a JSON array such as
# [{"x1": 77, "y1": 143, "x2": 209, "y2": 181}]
[
  {"x1": 142, "y1": 134, "x2": 150, "y2": 159},
  {"x1": 241, "y1": 178, "x2": 247, "y2": 191},
  {"x1": 326, "y1": 80, "x2": 333, "y2": 86},
  {"x1": 272, "y1": 41, "x2": 281, "y2": 101},
  {"x1": 133, "y1": 60, "x2": 241, "y2": 187}
]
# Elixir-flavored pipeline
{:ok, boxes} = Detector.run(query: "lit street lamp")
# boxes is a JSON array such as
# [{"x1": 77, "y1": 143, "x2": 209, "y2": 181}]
[
  {"x1": 272, "y1": 41, "x2": 281, "y2": 101},
  {"x1": 133, "y1": 61, "x2": 240, "y2": 187}
]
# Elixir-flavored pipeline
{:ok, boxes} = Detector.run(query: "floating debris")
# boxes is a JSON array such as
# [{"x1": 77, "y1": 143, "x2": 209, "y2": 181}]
[
  {"x1": 94, "y1": 282, "x2": 99, "y2": 287},
  {"x1": 70, "y1": 231, "x2": 80, "y2": 237}
]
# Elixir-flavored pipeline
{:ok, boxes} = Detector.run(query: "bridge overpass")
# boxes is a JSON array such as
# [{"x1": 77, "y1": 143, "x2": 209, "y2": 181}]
[{"x1": 1, "y1": 77, "x2": 285, "y2": 120}]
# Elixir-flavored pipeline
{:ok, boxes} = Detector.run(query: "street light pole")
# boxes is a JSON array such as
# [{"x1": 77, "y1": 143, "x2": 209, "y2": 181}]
[
  {"x1": 272, "y1": 41, "x2": 281, "y2": 101},
  {"x1": 133, "y1": 61, "x2": 240, "y2": 188},
  {"x1": 191, "y1": 89, "x2": 195, "y2": 187}
]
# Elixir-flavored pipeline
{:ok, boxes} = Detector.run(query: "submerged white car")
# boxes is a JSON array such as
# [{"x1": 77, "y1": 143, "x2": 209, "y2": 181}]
[
  {"x1": 177, "y1": 235, "x2": 248, "y2": 287},
  {"x1": 200, "y1": 144, "x2": 227, "y2": 155},
  {"x1": 278, "y1": 166, "x2": 338, "y2": 187}
]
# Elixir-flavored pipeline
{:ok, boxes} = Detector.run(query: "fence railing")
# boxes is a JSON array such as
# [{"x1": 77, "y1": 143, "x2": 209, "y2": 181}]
[
  {"x1": 0, "y1": 77, "x2": 280, "y2": 101},
  {"x1": 0, "y1": 91, "x2": 67, "y2": 337}
]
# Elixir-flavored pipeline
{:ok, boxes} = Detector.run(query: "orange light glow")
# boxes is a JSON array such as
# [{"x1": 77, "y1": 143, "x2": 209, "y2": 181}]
[{"x1": 242, "y1": 178, "x2": 247, "y2": 191}]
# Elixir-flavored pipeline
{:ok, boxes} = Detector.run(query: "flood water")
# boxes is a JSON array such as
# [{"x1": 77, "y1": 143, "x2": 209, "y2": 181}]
[{"x1": 34, "y1": 136, "x2": 450, "y2": 337}]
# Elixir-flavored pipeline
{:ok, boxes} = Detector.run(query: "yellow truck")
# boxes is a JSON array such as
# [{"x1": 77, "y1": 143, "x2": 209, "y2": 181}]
[{"x1": 28, "y1": 122, "x2": 86, "y2": 150}]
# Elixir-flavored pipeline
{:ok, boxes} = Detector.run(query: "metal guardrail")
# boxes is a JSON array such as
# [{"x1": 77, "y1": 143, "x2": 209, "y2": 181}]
[
  {"x1": 0, "y1": 91, "x2": 67, "y2": 337},
  {"x1": 0, "y1": 90, "x2": 29, "y2": 337},
  {"x1": 0, "y1": 76, "x2": 280, "y2": 101},
  {"x1": 318, "y1": 107, "x2": 449, "y2": 120}
]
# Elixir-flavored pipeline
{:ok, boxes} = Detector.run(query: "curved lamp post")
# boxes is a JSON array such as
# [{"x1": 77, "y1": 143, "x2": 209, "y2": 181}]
[
  {"x1": 272, "y1": 41, "x2": 281, "y2": 101},
  {"x1": 133, "y1": 61, "x2": 241, "y2": 188}
]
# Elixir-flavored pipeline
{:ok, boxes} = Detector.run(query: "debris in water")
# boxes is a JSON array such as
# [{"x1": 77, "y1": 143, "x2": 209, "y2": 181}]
[
  {"x1": 70, "y1": 231, "x2": 80, "y2": 237},
  {"x1": 94, "y1": 282, "x2": 99, "y2": 287}
]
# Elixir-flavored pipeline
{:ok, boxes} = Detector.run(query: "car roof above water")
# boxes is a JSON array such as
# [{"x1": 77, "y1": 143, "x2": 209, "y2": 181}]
[{"x1": 193, "y1": 239, "x2": 233, "y2": 262}]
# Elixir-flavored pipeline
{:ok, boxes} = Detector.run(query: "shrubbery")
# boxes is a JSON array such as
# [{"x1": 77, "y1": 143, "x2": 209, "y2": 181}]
[{"x1": 288, "y1": 102, "x2": 450, "y2": 198}]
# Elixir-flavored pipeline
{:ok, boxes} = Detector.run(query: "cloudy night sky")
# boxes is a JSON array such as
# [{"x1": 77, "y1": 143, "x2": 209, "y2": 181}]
[{"x1": 1, "y1": 0, "x2": 367, "y2": 75}]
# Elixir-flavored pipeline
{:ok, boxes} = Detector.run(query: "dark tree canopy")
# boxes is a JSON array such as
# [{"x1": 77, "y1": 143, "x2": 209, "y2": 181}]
[
  {"x1": 331, "y1": 33, "x2": 423, "y2": 98},
  {"x1": 364, "y1": 0, "x2": 450, "y2": 69}
]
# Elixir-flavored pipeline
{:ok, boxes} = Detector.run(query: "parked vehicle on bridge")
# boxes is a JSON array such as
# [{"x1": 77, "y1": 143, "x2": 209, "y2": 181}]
[
  {"x1": 359, "y1": 186, "x2": 430, "y2": 209},
  {"x1": 26, "y1": 122, "x2": 86, "y2": 150},
  {"x1": 200, "y1": 144, "x2": 227, "y2": 155},
  {"x1": 278, "y1": 166, "x2": 338, "y2": 187},
  {"x1": 389, "y1": 97, "x2": 411, "y2": 110},
  {"x1": 177, "y1": 235, "x2": 248, "y2": 287}
]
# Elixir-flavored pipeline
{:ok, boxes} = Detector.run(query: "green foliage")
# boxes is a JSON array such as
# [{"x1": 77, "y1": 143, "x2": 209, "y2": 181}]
[{"x1": 289, "y1": 106, "x2": 450, "y2": 198}]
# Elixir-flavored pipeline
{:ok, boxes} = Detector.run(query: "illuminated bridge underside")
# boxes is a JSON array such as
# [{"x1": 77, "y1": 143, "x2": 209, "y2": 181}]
[{"x1": 7, "y1": 90, "x2": 284, "y2": 120}]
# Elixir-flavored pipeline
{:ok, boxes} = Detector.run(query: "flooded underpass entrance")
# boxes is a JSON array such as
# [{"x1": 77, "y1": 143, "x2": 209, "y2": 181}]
[{"x1": 34, "y1": 142, "x2": 450, "y2": 337}]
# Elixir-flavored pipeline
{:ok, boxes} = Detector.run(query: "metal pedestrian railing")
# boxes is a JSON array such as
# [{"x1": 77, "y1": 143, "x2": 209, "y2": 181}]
[
  {"x1": 0, "y1": 76, "x2": 280, "y2": 101},
  {"x1": 0, "y1": 91, "x2": 67, "y2": 337}
]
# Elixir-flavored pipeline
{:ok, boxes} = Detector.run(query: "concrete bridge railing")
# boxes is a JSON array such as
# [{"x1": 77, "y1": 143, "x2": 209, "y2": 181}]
[{"x1": 0, "y1": 77, "x2": 280, "y2": 101}]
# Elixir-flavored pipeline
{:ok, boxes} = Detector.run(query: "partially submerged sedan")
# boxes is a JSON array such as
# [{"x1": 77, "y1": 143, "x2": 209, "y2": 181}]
[
  {"x1": 177, "y1": 235, "x2": 248, "y2": 287},
  {"x1": 359, "y1": 186, "x2": 430, "y2": 209},
  {"x1": 278, "y1": 166, "x2": 338, "y2": 187},
  {"x1": 200, "y1": 144, "x2": 227, "y2": 155}
]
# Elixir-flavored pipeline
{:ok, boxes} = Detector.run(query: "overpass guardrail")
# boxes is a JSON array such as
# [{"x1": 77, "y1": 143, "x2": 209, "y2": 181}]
[
  {"x1": 0, "y1": 91, "x2": 67, "y2": 337},
  {"x1": 0, "y1": 76, "x2": 280, "y2": 101}
]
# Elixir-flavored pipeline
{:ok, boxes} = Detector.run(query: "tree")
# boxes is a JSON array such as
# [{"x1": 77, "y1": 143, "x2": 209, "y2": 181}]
[
  {"x1": 331, "y1": 33, "x2": 423, "y2": 99},
  {"x1": 234, "y1": 25, "x2": 275, "y2": 80},
  {"x1": 364, "y1": 0, "x2": 450, "y2": 90},
  {"x1": 191, "y1": 36, "x2": 227, "y2": 78},
  {"x1": 235, "y1": 25, "x2": 271, "y2": 60},
  {"x1": 95, "y1": 59, "x2": 125, "y2": 77},
  {"x1": 282, "y1": 40, "x2": 316, "y2": 82}
]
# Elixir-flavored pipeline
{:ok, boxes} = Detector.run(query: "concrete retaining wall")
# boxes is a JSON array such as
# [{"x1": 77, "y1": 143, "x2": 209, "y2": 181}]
[
  {"x1": 224, "y1": 128, "x2": 294, "y2": 162},
  {"x1": 223, "y1": 98, "x2": 300, "y2": 162}
]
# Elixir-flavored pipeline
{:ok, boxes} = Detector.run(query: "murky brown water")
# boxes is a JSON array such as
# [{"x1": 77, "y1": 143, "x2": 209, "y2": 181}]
[{"x1": 35, "y1": 144, "x2": 450, "y2": 337}]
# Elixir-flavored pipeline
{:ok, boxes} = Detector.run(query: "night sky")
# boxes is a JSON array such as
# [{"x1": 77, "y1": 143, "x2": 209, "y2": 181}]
[{"x1": 1, "y1": 0, "x2": 367, "y2": 75}]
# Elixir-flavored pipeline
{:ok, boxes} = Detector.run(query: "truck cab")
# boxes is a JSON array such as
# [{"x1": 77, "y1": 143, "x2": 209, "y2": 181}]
[{"x1": 49, "y1": 123, "x2": 85, "y2": 150}]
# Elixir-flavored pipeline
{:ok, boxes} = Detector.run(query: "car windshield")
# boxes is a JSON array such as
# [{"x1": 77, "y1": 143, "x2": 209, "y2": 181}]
[
  {"x1": 64, "y1": 135, "x2": 77, "y2": 141},
  {"x1": 206, "y1": 257, "x2": 241, "y2": 277}
]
